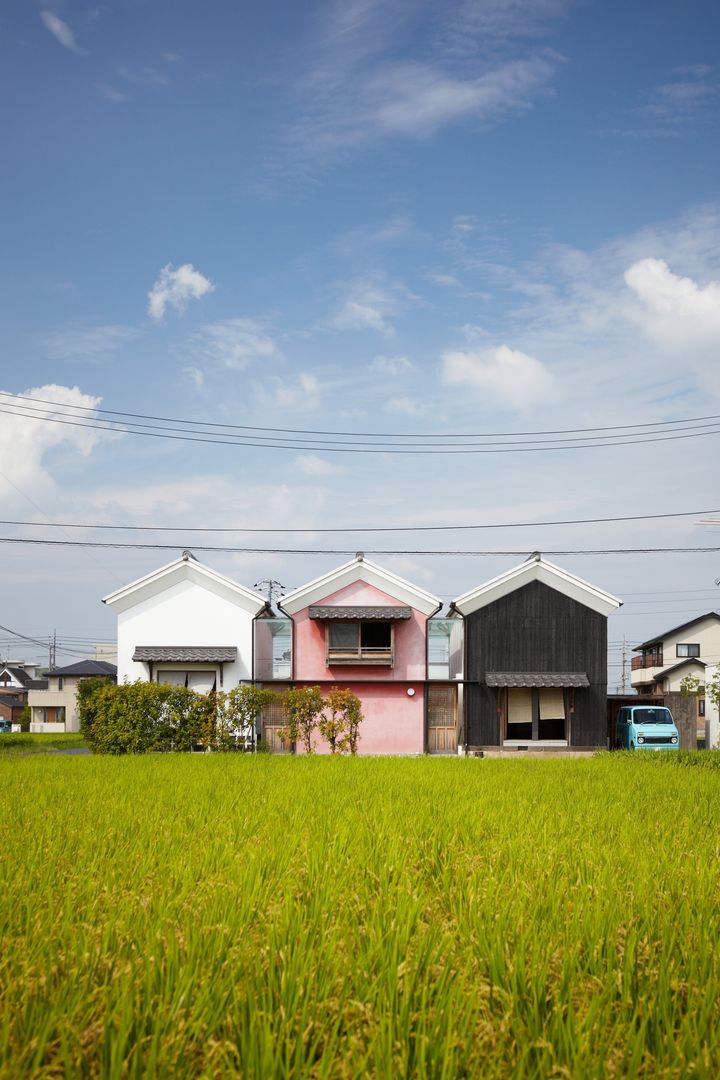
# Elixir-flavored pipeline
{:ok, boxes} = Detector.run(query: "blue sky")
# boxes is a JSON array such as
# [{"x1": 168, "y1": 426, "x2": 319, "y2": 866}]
[{"x1": 1, "y1": 0, "x2": 720, "y2": 681}]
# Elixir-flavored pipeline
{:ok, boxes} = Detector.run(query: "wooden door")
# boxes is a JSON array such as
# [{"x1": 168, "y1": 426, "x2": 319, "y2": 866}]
[
  {"x1": 427, "y1": 685, "x2": 457, "y2": 754},
  {"x1": 260, "y1": 693, "x2": 291, "y2": 754}
]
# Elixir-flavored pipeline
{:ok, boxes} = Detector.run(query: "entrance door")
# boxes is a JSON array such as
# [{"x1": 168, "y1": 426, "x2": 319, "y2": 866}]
[
  {"x1": 261, "y1": 692, "x2": 291, "y2": 753},
  {"x1": 427, "y1": 685, "x2": 457, "y2": 754}
]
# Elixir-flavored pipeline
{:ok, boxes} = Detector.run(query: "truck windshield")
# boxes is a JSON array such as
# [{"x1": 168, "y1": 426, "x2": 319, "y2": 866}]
[{"x1": 632, "y1": 708, "x2": 673, "y2": 726}]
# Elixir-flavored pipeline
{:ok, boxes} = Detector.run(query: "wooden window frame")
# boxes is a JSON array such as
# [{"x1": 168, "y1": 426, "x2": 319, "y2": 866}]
[{"x1": 325, "y1": 621, "x2": 394, "y2": 666}]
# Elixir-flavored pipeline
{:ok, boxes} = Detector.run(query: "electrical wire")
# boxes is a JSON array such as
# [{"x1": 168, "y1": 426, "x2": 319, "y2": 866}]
[
  {"x1": 3, "y1": 397, "x2": 720, "y2": 454},
  {"x1": 1, "y1": 536, "x2": 720, "y2": 555},
  {"x1": 1, "y1": 507, "x2": 719, "y2": 534},
  {"x1": 3, "y1": 390, "x2": 720, "y2": 439}
]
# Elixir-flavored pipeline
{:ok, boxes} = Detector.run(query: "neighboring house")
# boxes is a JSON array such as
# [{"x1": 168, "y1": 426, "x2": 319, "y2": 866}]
[
  {"x1": 272, "y1": 554, "x2": 444, "y2": 754},
  {"x1": 0, "y1": 664, "x2": 34, "y2": 696},
  {"x1": 631, "y1": 613, "x2": 720, "y2": 693},
  {"x1": 630, "y1": 612, "x2": 720, "y2": 741},
  {"x1": 28, "y1": 660, "x2": 117, "y2": 733},
  {"x1": 0, "y1": 693, "x2": 25, "y2": 728},
  {"x1": 449, "y1": 555, "x2": 622, "y2": 752},
  {"x1": 103, "y1": 551, "x2": 269, "y2": 691}
]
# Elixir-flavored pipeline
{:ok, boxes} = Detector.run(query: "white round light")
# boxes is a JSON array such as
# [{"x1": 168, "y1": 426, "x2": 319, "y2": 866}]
[{"x1": 407, "y1": 688, "x2": 415, "y2": 696}]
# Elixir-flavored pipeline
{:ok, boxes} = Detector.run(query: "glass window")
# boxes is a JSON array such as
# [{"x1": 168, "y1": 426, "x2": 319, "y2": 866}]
[
  {"x1": 326, "y1": 621, "x2": 393, "y2": 662},
  {"x1": 328, "y1": 622, "x2": 359, "y2": 650},
  {"x1": 677, "y1": 643, "x2": 700, "y2": 657}
]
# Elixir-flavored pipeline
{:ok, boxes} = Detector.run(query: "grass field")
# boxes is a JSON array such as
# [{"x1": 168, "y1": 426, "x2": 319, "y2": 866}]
[
  {"x1": 1, "y1": 754, "x2": 719, "y2": 1078},
  {"x1": 0, "y1": 732, "x2": 87, "y2": 756}
]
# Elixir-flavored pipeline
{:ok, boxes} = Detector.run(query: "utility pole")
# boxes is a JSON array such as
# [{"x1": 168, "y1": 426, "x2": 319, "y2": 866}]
[
  {"x1": 620, "y1": 635, "x2": 628, "y2": 694},
  {"x1": 254, "y1": 579, "x2": 286, "y2": 607},
  {"x1": 49, "y1": 630, "x2": 56, "y2": 670}
]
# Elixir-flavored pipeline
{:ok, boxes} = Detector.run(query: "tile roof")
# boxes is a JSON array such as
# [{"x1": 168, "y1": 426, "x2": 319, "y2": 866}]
[
  {"x1": 0, "y1": 694, "x2": 23, "y2": 709},
  {"x1": 485, "y1": 672, "x2": 590, "y2": 688},
  {"x1": 308, "y1": 605, "x2": 411, "y2": 620},
  {"x1": 43, "y1": 661, "x2": 117, "y2": 678},
  {"x1": 0, "y1": 666, "x2": 32, "y2": 686},
  {"x1": 132, "y1": 646, "x2": 237, "y2": 663}
]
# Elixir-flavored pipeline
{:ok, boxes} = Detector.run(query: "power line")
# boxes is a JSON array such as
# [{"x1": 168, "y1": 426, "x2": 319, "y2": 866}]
[
  {"x1": 1, "y1": 536, "x2": 720, "y2": 556},
  {"x1": 1, "y1": 506, "x2": 719, "y2": 534},
  {"x1": 3, "y1": 397, "x2": 720, "y2": 454},
  {"x1": 3, "y1": 389, "x2": 720, "y2": 438}
]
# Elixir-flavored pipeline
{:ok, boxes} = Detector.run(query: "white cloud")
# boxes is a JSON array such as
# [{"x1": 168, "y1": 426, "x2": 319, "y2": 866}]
[
  {"x1": 40, "y1": 11, "x2": 81, "y2": 52},
  {"x1": 366, "y1": 56, "x2": 558, "y2": 138},
  {"x1": 294, "y1": 454, "x2": 345, "y2": 476},
  {"x1": 427, "y1": 272, "x2": 461, "y2": 288},
  {"x1": 183, "y1": 367, "x2": 205, "y2": 391},
  {"x1": 262, "y1": 372, "x2": 322, "y2": 410},
  {"x1": 369, "y1": 354, "x2": 414, "y2": 375},
  {"x1": 333, "y1": 278, "x2": 415, "y2": 335},
  {"x1": 147, "y1": 263, "x2": 214, "y2": 321},
  {"x1": 624, "y1": 258, "x2": 720, "y2": 390},
  {"x1": 98, "y1": 85, "x2": 129, "y2": 104},
  {"x1": 441, "y1": 344, "x2": 558, "y2": 408},
  {"x1": 117, "y1": 65, "x2": 169, "y2": 88},
  {"x1": 45, "y1": 324, "x2": 140, "y2": 360},
  {"x1": 279, "y1": 0, "x2": 567, "y2": 168},
  {"x1": 0, "y1": 385, "x2": 115, "y2": 495},
  {"x1": 194, "y1": 318, "x2": 278, "y2": 369},
  {"x1": 383, "y1": 396, "x2": 429, "y2": 416}
]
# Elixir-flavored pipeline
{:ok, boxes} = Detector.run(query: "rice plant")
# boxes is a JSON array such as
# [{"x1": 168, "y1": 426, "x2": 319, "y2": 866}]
[{"x1": 1, "y1": 755, "x2": 718, "y2": 1078}]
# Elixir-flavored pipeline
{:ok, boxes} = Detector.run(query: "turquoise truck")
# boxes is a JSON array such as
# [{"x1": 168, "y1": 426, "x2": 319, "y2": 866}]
[{"x1": 615, "y1": 705, "x2": 680, "y2": 750}]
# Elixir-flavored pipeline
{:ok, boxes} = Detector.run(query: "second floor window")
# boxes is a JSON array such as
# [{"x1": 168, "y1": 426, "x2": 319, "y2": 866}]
[
  {"x1": 327, "y1": 621, "x2": 392, "y2": 664},
  {"x1": 677, "y1": 643, "x2": 700, "y2": 657}
]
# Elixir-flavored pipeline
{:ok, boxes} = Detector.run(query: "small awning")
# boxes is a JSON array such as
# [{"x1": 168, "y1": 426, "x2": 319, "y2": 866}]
[
  {"x1": 132, "y1": 647, "x2": 237, "y2": 663},
  {"x1": 485, "y1": 672, "x2": 590, "y2": 688},
  {"x1": 308, "y1": 605, "x2": 411, "y2": 620}
]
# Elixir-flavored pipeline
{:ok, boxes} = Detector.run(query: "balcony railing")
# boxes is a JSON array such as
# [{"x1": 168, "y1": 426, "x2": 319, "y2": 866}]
[{"x1": 631, "y1": 653, "x2": 662, "y2": 671}]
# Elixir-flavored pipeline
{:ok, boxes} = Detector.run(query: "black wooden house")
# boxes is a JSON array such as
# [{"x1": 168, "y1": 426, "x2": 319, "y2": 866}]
[{"x1": 449, "y1": 555, "x2": 621, "y2": 751}]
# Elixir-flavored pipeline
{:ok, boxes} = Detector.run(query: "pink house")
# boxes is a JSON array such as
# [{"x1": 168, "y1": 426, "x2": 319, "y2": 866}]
[{"x1": 270, "y1": 554, "x2": 444, "y2": 754}]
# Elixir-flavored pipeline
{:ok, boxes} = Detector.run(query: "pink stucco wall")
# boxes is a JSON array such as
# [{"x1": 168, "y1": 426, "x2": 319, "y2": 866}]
[
  {"x1": 291, "y1": 580, "x2": 429, "y2": 682},
  {"x1": 293, "y1": 681, "x2": 425, "y2": 755}
]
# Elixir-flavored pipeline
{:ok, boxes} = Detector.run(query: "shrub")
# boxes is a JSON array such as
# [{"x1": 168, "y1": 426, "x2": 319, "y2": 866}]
[{"x1": 282, "y1": 686, "x2": 325, "y2": 754}]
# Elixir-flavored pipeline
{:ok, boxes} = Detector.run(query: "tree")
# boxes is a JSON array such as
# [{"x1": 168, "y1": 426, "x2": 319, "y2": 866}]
[
  {"x1": 282, "y1": 685, "x2": 325, "y2": 754},
  {"x1": 221, "y1": 685, "x2": 276, "y2": 750},
  {"x1": 318, "y1": 687, "x2": 363, "y2": 754}
]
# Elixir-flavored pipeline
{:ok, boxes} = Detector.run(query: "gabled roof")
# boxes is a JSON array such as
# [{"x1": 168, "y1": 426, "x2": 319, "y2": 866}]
[
  {"x1": 0, "y1": 666, "x2": 32, "y2": 687},
  {"x1": 102, "y1": 551, "x2": 269, "y2": 617},
  {"x1": 655, "y1": 658, "x2": 706, "y2": 680},
  {"x1": 43, "y1": 660, "x2": 117, "y2": 678},
  {"x1": 279, "y1": 555, "x2": 442, "y2": 617},
  {"x1": 450, "y1": 554, "x2": 622, "y2": 618},
  {"x1": 633, "y1": 612, "x2": 720, "y2": 652}
]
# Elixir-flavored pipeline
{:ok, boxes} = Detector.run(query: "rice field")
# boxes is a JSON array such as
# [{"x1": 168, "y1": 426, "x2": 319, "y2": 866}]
[{"x1": 1, "y1": 754, "x2": 719, "y2": 1079}]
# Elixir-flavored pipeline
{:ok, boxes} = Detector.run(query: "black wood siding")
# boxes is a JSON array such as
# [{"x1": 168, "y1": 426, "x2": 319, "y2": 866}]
[{"x1": 464, "y1": 580, "x2": 608, "y2": 747}]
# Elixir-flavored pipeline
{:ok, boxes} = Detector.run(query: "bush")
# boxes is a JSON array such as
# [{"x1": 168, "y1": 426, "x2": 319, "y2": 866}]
[{"x1": 79, "y1": 680, "x2": 276, "y2": 755}]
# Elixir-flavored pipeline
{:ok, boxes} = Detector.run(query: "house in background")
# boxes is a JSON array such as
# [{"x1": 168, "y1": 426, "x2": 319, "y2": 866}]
[
  {"x1": 449, "y1": 555, "x2": 622, "y2": 752},
  {"x1": 103, "y1": 551, "x2": 269, "y2": 692},
  {"x1": 0, "y1": 694, "x2": 25, "y2": 730},
  {"x1": 630, "y1": 612, "x2": 720, "y2": 742},
  {"x1": 269, "y1": 554, "x2": 446, "y2": 754},
  {"x1": 28, "y1": 660, "x2": 116, "y2": 732}
]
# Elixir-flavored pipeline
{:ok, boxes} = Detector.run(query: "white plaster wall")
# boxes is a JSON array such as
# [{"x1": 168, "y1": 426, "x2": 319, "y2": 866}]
[
  {"x1": 662, "y1": 618, "x2": 720, "y2": 670},
  {"x1": 116, "y1": 578, "x2": 255, "y2": 686},
  {"x1": 705, "y1": 664, "x2": 719, "y2": 749}
]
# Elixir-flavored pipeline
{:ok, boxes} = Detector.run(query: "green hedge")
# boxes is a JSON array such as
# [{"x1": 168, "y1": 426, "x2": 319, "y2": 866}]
[{"x1": 78, "y1": 681, "x2": 274, "y2": 755}]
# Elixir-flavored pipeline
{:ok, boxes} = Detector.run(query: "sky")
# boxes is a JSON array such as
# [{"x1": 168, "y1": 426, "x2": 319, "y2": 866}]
[{"x1": 1, "y1": 0, "x2": 720, "y2": 686}]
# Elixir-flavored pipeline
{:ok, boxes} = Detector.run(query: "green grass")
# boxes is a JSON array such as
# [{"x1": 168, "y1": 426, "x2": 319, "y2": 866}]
[
  {"x1": 1, "y1": 754, "x2": 719, "y2": 1078},
  {"x1": 0, "y1": 732, "x2": 87, "y2": 756}
]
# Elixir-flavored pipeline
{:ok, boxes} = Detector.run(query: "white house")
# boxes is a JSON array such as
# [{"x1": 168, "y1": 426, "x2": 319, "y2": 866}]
[{"x1": 103, "y1": 551, "x2": 269, "y2": 691}]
